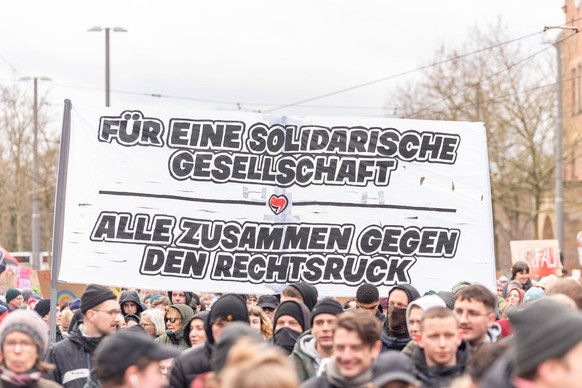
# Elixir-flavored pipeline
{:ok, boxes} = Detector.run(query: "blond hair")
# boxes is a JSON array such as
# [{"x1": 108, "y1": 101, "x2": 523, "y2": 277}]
[
  {"x1": 248, "y1": 305, "x2": 273, "y2": 339},
  {"x1": 220, "y1": 339, "x2": 299, "y2": 388}
]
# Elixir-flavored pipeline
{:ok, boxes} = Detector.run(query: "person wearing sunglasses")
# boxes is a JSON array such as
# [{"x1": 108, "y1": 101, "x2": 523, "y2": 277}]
[{"x1": 155, "y1": 304, "x2": 194, "y2": 350}]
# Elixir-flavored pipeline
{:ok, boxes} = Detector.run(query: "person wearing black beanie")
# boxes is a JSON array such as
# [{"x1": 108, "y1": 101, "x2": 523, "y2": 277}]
[
  {"x1": 290, "y1": 298, "x2": 343, "y2": 382},
  {"x1": 169, "y1": 294, "x2": 250, "y2": 387},
  {"x1": 282, "y1": 282, "x2": 318, "y2": 311},
  {"x1": 46, "y1": 284, "x2": 119, "y2": 388},
  {"x1": 34, "y1": 298, "x2": 65, "y2": 346},
  {"x1": 272, "y1": 300, "x2": 311, "y2": 355}
]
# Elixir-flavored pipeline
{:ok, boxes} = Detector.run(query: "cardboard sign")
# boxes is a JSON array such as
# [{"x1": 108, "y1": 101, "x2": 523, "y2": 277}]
[
  {"x1": 510, "y1": 240, "x2": 562, "y2": 278},
  {"x1": 54, "y1": 105, "x2": 496, "y2": 296},
  {"x1": 36, "y1": 270, "x2": 87, "y2": 306}
]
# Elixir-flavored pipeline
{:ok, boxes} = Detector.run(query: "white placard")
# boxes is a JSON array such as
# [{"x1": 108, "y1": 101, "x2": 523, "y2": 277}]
[{"x1": 55, "y1": 105, "x2": 495, "y2": 296}]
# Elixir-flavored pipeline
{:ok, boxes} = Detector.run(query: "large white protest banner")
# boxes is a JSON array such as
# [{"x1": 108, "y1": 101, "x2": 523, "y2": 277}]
[{"x1": 54, "y1": 103, "x2": 495, "y2": 296}]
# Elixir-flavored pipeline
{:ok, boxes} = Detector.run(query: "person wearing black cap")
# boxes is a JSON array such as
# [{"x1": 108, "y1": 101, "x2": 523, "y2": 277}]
[
  {"x1": 281, "y1": 282, "x2": 319, "y2": 311},
  {"x1": 89, "y1": 329, "x2": 180, "y2": 388},
  {"x1": 34, "y1": 298, "x2": 64, "y2": 346},
  {"x1": 372, "y1": 350, "x2": 419, "y2": 388},
  {"x1": 290, "y1": 298, "x2": 343, "y2": 382},
  {"x1": 272, "y1": 300, "x2": 311, "y2": 355},
  {"x1": 169, "y1": 294, "x2": 250, "y2": 387},
  {"x1": 45, "y1": 284, "x2": 119, "y2": 388},
  {"x1": 380, "y1": 284, "x2": 420, "y2": 352},
  {"x1": 257, "y1": 294, "x2": 279, "y2": 322}
]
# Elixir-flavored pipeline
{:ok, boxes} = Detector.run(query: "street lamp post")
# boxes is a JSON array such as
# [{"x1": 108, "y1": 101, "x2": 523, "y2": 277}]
[
  {"x1": 88, "y1": 26, "x2": 127, "y2": 107},
  {"x1": 20, "y1": 76, "x2": 51, "y2": 270}
]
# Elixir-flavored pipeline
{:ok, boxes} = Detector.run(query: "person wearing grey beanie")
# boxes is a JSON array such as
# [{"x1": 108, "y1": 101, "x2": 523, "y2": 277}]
[
  {"x1": 0, "y1": 309, "x2": 61, "y2": 387},
  {"x1": 509, "y1": 298, "x2": 582, "y2": 387}
]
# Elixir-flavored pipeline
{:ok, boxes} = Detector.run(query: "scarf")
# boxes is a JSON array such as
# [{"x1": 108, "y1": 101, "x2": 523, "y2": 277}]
[
  {"x1": 273, "y1": 327, "x2": 301, "y2": 354},
  {"x1": 0, "y1": 365, "x2": 42, "y2": 387},
  {"x1": 387, "y1": 305, "x2": 408, "y2": 338},
  {"x1": 325, "y1": 357, "x2": 372, "y2": 388}
]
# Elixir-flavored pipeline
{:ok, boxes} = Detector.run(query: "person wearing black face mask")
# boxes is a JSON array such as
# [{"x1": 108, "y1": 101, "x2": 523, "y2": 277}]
[
  {"x1": 380, "y1": 284, "x2": 420, "y2": 352},
  {"x1": 272, "y1": 300, "x2": 311, "y2": 355}
]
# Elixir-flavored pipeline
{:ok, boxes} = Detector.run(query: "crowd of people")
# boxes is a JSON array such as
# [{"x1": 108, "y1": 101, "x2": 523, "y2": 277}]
[{"x1": 0, "y1": 260, "x2": 580, "y2": 387}]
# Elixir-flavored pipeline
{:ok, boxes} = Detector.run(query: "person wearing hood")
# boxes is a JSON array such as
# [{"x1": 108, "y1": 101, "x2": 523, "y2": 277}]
[
  {"x1": 411, "y1": 307, "x2": 470, "y2": 388},
  {"x1": 380, "y1": 284, "x2": 420, "y2": 352},
  {"x1": 272, "y1": 300, "x2": 311, "y2": 355},
  {"x1": 290, "y1": 299, "x2": 343, "y2": 382},
  {"x1": 169, "y1": 294, "x2": 249, "y2": 387},
  {"x1": 281, "y1": 282, "x2": 318, "y2": 311},
  {"x1": 453, "y1": 284, "x2": 500, "y2": 353},
  {"x1": 118, "y1": 290, "x2": 144, "y2": 317},
  {"x1": 505, "y1": 286, "x2": 525, "y2": 307},
  {"x1": 183, "y1": 311, "x2": 209, "y2": 347},
  {"x1": 155, "y1": 304, "x2": 193, "y2": 350},
  {"x1": 191, "y1": 322, "x2": 264, "y2": 387},
  {"x1": 168, "y1": 291, "x2": 201, "y2": 312},
  {"x1": 401, "y1": 294, "x2": 446, "y2": 358}
]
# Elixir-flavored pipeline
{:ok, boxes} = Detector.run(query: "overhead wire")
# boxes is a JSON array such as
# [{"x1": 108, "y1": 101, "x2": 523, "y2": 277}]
[
  {"x1": 260, "y1": 16, "x2": 582, "y2": 114},
  {"x1": 405, "y1": 29, "x2": 579, "y2": 118},
  {"x1": 2, "y1": 17, "x2": 581, "y2": 115}
]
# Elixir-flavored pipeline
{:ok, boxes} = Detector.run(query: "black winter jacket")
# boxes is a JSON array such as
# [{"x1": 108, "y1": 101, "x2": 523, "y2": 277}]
[
  {"x1": 411, "y1": 340, "x2": 471, "y2": 388},
  {"x1": 44, "y1": 326, "x2": 103, "y2": 388},
  {"x1": 168, "y1": 341, "x2": 213, "y2": 388}
]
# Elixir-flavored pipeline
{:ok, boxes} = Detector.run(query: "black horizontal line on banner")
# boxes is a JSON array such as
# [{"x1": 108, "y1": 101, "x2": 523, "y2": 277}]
[{"x1": 98, "y1": 190, "x2": 457, "y2": 213}]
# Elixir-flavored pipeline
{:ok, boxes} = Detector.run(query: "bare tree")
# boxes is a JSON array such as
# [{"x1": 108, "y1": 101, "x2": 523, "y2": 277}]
[
  {"x1": 386, "y1": 22, "x2": 557, "y2": 269},
  {"x1": 0, "y1": 83, "x2": 58, "y2": 256}
]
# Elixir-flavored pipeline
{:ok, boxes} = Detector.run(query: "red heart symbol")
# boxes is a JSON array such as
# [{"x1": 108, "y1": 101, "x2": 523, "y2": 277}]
[{"x1": 269, "y1": 195, "x2": 288, "y2": 215}]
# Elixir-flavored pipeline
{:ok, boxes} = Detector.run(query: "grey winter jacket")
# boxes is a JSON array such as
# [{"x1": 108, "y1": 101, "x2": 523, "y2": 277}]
[{"x1": 289, "y1": 330, "x2": 325, "y2": 382}]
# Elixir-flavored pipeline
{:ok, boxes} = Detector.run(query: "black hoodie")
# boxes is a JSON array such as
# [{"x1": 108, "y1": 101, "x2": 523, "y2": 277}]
[
  {"x1": 168, "y1": 294, "x2": 249, "y2": 387},
  {"x1": 119, "y1": 290, "x2": 144, "y2": 316}
]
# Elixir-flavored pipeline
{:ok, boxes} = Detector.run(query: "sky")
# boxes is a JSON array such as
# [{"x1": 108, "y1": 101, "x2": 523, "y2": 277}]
[{"x1": 0, "y1": 1, "x2": 567, "y2": 130}]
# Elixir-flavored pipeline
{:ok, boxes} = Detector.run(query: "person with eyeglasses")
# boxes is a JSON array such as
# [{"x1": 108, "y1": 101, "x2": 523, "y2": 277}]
[
  {"x1": 45, "y1": 284, "x2": 119, "y2": 388},
  {"x1": 4, "y1": 288, "x2": 24, "y2": 313},
  {"x1": 453, "y1": 284, "x2": 500, "y2": 353},
  {"x1": 155, "y1": 304, "x2": 193, "y2": 350},
  {"x1": 140, "y1": 309, "x2": 166, "y2": 339},
  {"x1": 0, "y1": 309, "x2": 62, "y2": 387}
]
